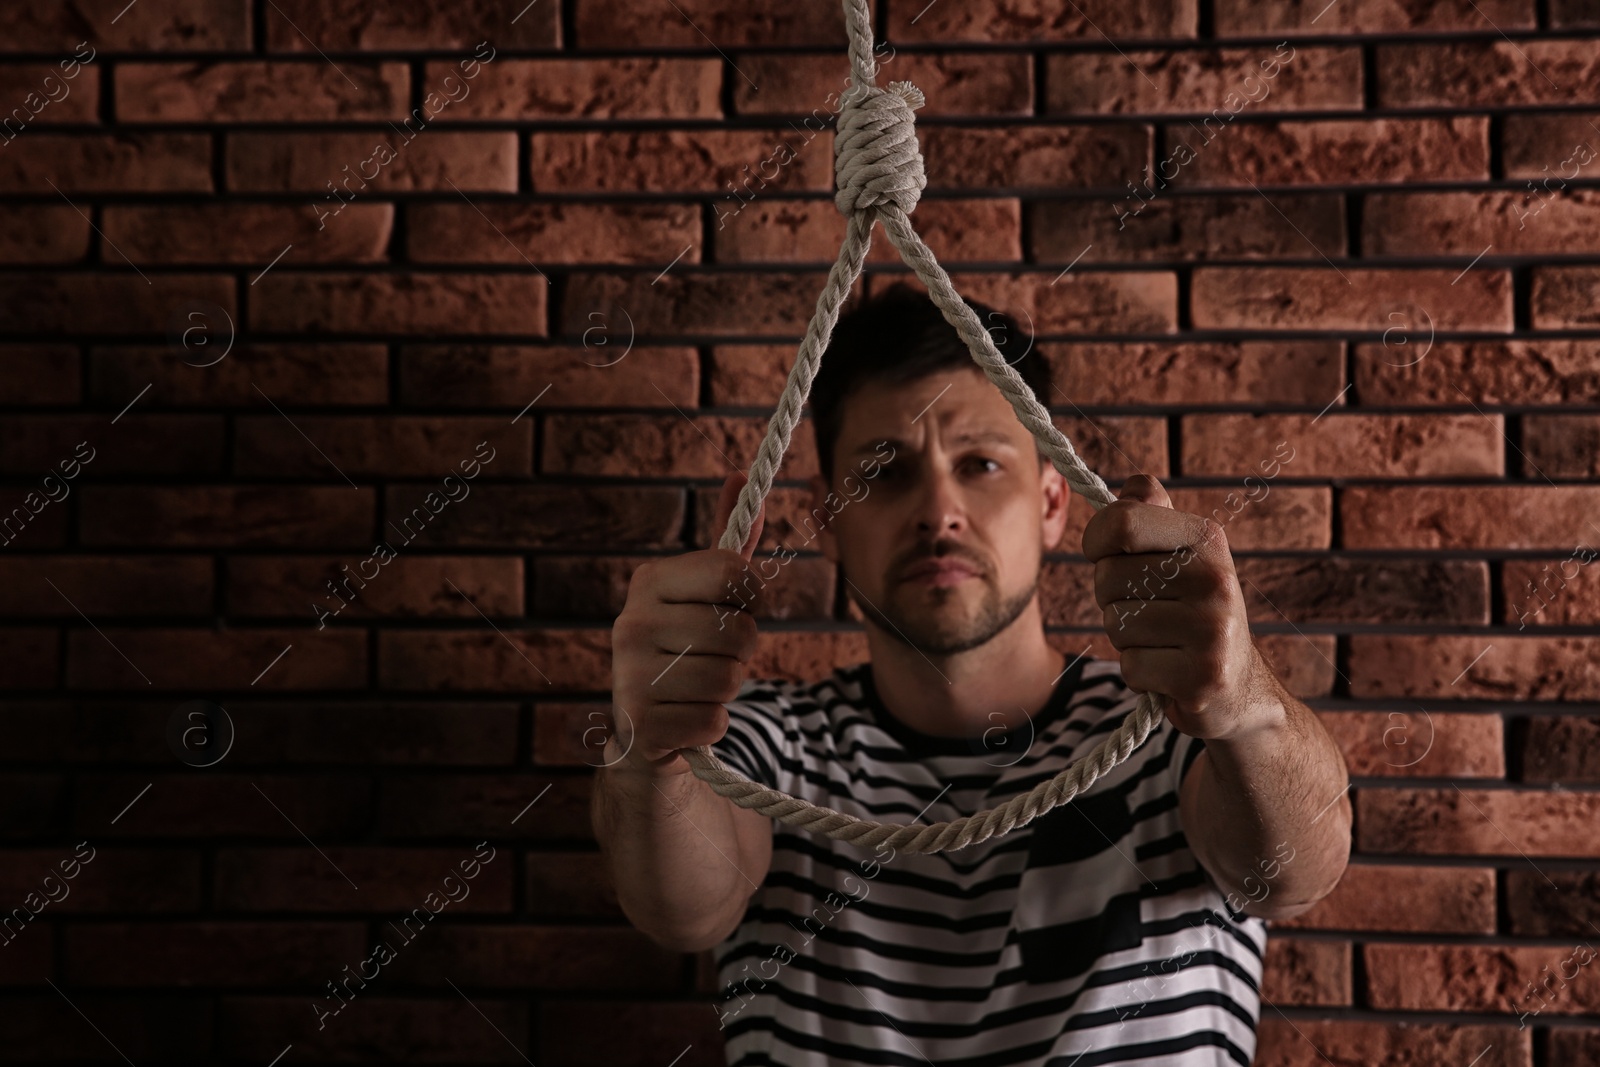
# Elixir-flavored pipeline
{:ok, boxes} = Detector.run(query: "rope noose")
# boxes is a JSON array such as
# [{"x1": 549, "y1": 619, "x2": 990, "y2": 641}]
[{"x1": 674, "y1": 0, "x2": 1166, "y2": 854}]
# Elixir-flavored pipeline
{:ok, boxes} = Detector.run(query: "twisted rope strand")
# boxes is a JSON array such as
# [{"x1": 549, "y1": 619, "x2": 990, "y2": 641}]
[{"x1": 675, "y1": 0, "x2": 1165, "y2": 854}]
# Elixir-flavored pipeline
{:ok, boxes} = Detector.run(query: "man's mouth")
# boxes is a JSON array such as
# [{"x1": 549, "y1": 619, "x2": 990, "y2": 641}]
[{"x1": 901, "y1": 558, "x2": 982, "y2": 587}]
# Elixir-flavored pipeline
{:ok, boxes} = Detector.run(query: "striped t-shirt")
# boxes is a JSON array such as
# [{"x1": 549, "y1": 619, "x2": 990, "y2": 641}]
[{"x1": 708, "y1": 655, "x2": 1269, "y2": 1066}]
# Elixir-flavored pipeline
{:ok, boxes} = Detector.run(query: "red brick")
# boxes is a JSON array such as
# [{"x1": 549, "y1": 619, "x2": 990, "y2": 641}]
[
  {"x1": 533, "y1": 554, "x2": 834, "y2": 624},
  {"x1": 1170, "y1": 118, "x2": 1488, "y2": 185},
  {"x1": 1506, "y1": 554, "x2": 1600, "y2": 627},
  {"x1": 427, "y1": 58, "x2": 721, "y2": 119},
  {"x1": 1522, "y1": 716, "x2": 1600, "y2": 783},
  {"x1": 1342, "y1": 486, "x2": 1600, "y2": 550},
  {"x1": 707, "y1": 344, "x2": 808, "y2": 406},
  {"x1": 1366, "y1": 942, "x2": 1600, "y2": 1014},
  {"x1": 576, "y1": 0, "x2": 844, "y2": 47},
  {"x1": 1551, "y1": 1031, "x2": 1600, "y2": 1065},
  {"x1": 0, "y1": 848, "x2": 201, "y2": 912},
  {"x1": 1353, "y1": 340, "x2": 1600, "y2": 406},
  {"x1": 400, "y1": 344, "x2": 699, "y2": 408},
  {"x1": 215, "y1": 847, "x2": 512, "y2": 912},
  {"x1": 117, "y1": 61, "x2": 408, "y2": 122},
  {"x1": 0, "y1": 500, "x2": 68, "y2": 551},
  {"x1": 89, "y1": 344, "x2": 388, "y2": 407},
  {"x1": 0, "y1": 2, "x2": 250, "y2": 50},
  {"x1": 0, "y1": 345, "x2": 78, "y2": 404},
  {"x1": 1254, "y1": 1019, "x2": 1530, "y2": 1067},
  {"x1": 692, "y1": 484, "x2": 855, "y2": 552},
  {"x1": 0, "y1": 204, "x2": 89, "y2": 262},
  {"x1": 890, "y1": 0, "x2": 1197, "y2": 41},
  {"x1": 1524, "y1": 415, "x2": 1600, "y2": 479},
  {"x1": 921, "y1": 124, "x2": 1150, "y2": 190},
  {"x1": 1533, "y1": 266, "x2": 1600, "y2": 328},
  {"x1": 265, "y1": 2, "x2": 555, "y2": 50},
  {"x1": 1352, "y1": 633, "x2": 1600, "y2": 701},
  {"x1": 0, "y1": 921, "x2": 52, "y2": 984},
  {"x1": 1317, "y1": 709, "x2": 1503, "y2": 778},
  {"x1": 382, "y1": 926, "x2": 685, "y2": 990},
  {"x1": 1552, "y1": 0, "x2": 1600, "y2": 25},
  {"x1": 1262, "y1": 938, "x2": 1350, "y2": 1006},
  {"x1": 1364, "y1": 189, "x2": 1600, "y2": 256},
  {"x1": 80, "y1": 486, "x2": 374, "y2": 547},
  {"x1": 0, "y1": 414, "x2": 223, "y2": 475},
  {"x1": 543, "y1": 413, "x2": 817, "y2": 480},
  {"x1": 220, "y1": 700, "x2": 519, "y2": 765},
  {"x1": 407, "y1": 201, "x2": 699, "y2": 264},
  {"x1": 1183, "y1": 413, "x2": 1501, "y2": 478},
  {"x1": 538, "y1": 1000, "x2": 722, "y2": 1067},
  {"x1": 227, "y1": 131, "x2": 516, "y2": 193},
  {"x1": 0, "y1": 773, "x2": 66, "y2": 835},
  {"x1": 2, "y1": 996, "x2": 213, "y2": 1061},
  {"x1": 1214, "y1": 0, "x2": 1532, "y2": 34},
  {"x1": 1272, "y1": 864, "x2": 1496, "y2": 933},
  {"x1": 524, "y1": 852, "x2": 624, "y2": 918},
  {"x1": 0, "y1": 133, "x2": 211, "y2": 192},
  {"x1": 917, "y1": 270, "x2": 1177, "y2": 334},
  {"x1": 0, "y1": 64, "x2": 100, "y2": 123},
  {"x1": 1377, "y1": 41, "x2": 1600, "y2": 106},
  {"x1": 1501, "y1": 112, "x2": 1600, "y2": 178},
  {"x1": 1191, "y1": 268, "x2": 1511, "y2": 331},
  {"x1": 1358, "y1": 786, "x2": 1600, "y2": 857},
  {"x1": 0, "y1": 556, "x2": 211, "y2": 616},
  {"x1": 564, "y1": 270, "x2": 859, "y2": 338},
  {"x1": 1034, "y1": 193, "x2": 1346, "y2": 262},
  {"x1": 1046, "y1": 46, "x2": 1359, "y2": 114},
  {"x1": 1241, "y1": 557, "x2": 1488, "y2": 625},
  {"x1": 77, "y1": 774, "x2": 369, "y2": 838},
  {"x1": 235, "y1": 415, "x2": 530, "y2": 478},
  {"x1": 102, "y1": 203, "x2": 392, "y2": 263},
  {"x1": 716, "y1": 197, "x2": 1022, "y2": 264},
  {"x1": 230, "y1": 554, "x2": 524, "y2": 621},
  {"x1": 1054, "y1": 342, "x2": 1344, "y2": 407},
  {"x1": 65, "y1": 922, "x2": 365, "y2": 986},
  {"x1": 384, "y1": 485, "x2": 684, "y2": 549},
  {"x1": 67, "y1": 627, "x2": 366, "y2": 690},
  {"x1": 219, "y1": 996, "x2": 531, "y2": 1062},
  {"x1": 0, "y1": 272, "x2": 233, "y2": 335},
  {"x1": 380, "y1": 629, "x2": 607, "y2": 693},
  {"x1": 378, "y1": 774, "x2": 590, "y2": 839},
  {"x1": 735, "y1": 50, "x2": 1033, "y2": 117},
  {"x1": 1506, "y1": 868, "x2": 1600, "y2": 935},
  {"x1": 249, "y1": 272, "x2": 547, "y2": 335},
  {"x1": 530, "y1": 128, "x2": 831, "y2": 194}
]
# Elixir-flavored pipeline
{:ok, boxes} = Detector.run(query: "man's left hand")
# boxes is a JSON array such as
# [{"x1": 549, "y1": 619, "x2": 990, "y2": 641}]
[{"x1": 1080, "y1": 473, "x2": 1281, "y2": 743}]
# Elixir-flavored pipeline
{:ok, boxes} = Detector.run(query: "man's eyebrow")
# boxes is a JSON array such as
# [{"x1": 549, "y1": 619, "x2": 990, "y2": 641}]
[{"x1": 846, "y1": 430, "x2": 1019, "y2": 457}]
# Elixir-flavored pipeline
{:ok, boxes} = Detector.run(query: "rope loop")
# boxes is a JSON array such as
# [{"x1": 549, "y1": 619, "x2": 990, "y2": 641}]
[{"x1": 675, "y1": 0, "x2": 1166, "y2": 854}]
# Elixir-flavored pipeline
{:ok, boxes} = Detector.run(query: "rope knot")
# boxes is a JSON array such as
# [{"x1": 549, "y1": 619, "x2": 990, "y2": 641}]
[{"x1": 834, "y1": 79, "x2": 927, "y2": 218}]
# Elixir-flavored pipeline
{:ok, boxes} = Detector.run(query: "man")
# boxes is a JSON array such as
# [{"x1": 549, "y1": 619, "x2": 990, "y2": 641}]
[{"x1": 593, "y1": 282, "x2": 1352, "y2": 1066}]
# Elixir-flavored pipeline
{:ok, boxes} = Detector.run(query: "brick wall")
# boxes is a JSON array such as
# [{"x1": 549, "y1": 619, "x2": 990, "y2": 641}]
[{"x1": 0, "y1": 0, "x2": 1597, "y2": 1064}]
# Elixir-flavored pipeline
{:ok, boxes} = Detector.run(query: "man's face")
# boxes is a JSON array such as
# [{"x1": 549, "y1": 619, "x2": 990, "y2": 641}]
[{"x1": 810, "y1": 365, "x2": 1070, "y2": 657}]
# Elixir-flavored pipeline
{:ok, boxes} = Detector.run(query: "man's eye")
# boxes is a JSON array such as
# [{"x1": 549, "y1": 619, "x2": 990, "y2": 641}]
[{"x1": 968, "y1": 457, "x2": 1001, "y2": 474}]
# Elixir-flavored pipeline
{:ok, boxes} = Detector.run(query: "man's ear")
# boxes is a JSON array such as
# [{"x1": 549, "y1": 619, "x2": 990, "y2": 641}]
[
  {"x1": 807, "y1": 473, "x2": 838, "y2": 562},
  {"x1": 1040, "y1": 453, "x2": 1069, "y2": 550}
]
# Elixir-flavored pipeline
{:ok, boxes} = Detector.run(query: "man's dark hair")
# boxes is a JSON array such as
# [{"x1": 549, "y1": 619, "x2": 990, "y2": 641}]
[{"x1": 808, "y1": 281, "x2": 1053, "y2": 486}]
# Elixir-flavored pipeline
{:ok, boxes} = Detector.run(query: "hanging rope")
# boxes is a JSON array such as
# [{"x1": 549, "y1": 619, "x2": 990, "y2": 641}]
[{"x1": 675, "y1": 0, "x2": 1165, "y2": 855}]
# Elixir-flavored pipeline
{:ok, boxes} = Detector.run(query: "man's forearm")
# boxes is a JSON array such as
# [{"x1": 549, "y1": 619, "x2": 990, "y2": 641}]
[
  {"x1": 1186, "y1": 661, "x2": 1352, "y2": 919},
  {"x1": 592, "y1": 760, "x2": 759, "y2": 951}
]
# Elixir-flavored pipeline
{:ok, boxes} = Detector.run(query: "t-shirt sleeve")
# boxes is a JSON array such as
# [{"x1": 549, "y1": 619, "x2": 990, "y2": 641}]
[{"x1": 708, "y1": 677, "x2": 792, "y2": 793}]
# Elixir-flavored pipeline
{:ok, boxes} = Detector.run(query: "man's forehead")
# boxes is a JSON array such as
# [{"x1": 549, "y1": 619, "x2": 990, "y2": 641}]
[{"x1": 838, "y1": 371, "x2": 1025, "y2": 455}]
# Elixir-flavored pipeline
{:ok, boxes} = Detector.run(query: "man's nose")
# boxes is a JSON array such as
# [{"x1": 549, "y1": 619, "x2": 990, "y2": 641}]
[{"x1": 913, "y1": 464, "x2": 965, "y2": 534}]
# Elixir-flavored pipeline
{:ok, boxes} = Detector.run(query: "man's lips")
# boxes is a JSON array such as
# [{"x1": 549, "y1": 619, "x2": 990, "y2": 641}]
[{"x1": 901, "y1": 558, "x2": 982, "y2": 583}]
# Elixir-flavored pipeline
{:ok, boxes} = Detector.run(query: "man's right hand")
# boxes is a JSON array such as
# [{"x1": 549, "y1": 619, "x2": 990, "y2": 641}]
[{"x1": 607, "y1": 469, "x2": 768, "y2": 778}]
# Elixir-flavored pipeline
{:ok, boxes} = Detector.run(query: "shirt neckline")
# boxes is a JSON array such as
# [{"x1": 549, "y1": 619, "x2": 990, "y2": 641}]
[{"x1": 850, "y1": 653, "x2": 1093, "y2": 761}]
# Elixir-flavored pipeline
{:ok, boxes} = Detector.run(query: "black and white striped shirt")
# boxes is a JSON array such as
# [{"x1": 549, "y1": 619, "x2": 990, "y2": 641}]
[{"x1": 708, "y1": 655, "x2": 1268, "y2": 1066}]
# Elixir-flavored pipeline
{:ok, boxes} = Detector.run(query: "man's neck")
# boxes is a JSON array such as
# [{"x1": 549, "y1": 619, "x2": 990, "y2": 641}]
[{"x1": 863, "y1": 604, "x2": 1068, "y2": 740}]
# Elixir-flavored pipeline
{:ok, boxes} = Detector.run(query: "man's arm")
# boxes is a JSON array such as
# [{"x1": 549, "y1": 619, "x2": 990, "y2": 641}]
[
  {"x1": 593, "y1": 747, "x2": 774, "y2": 953},
  {"x1": 1178, "y1": 661, "x2": 1352, "y2": 922}
]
